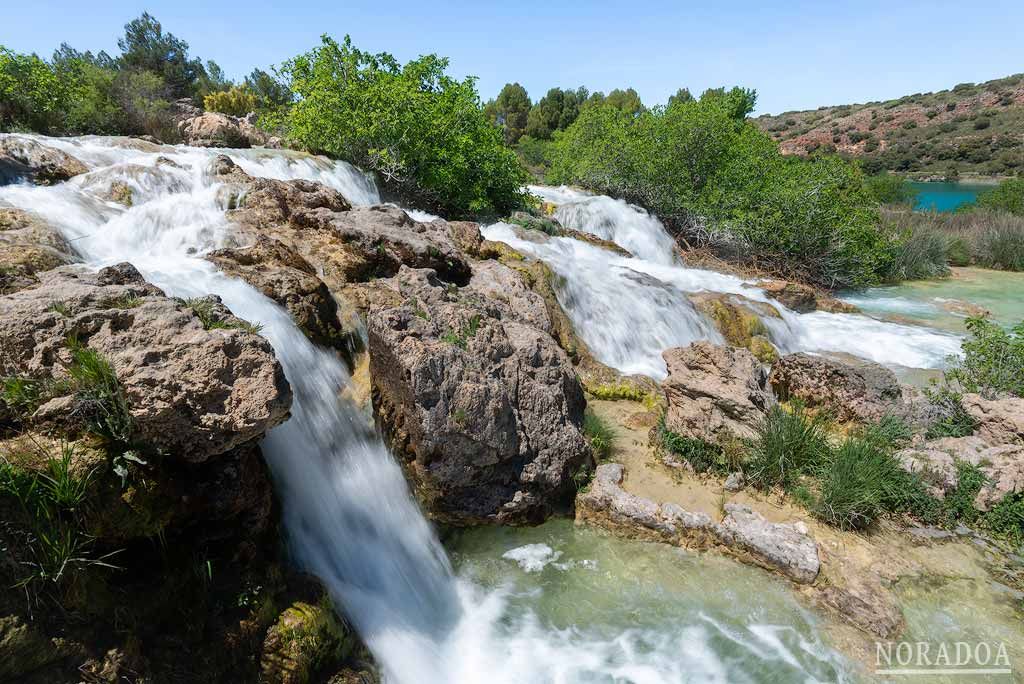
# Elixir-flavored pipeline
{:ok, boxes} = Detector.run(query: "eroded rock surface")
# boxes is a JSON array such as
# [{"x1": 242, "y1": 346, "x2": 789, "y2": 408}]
[
  {"x1": 962, "y1": 393, "x2": 1024, "y2": 446},
  {"x1": 0, "y1": 136, "x2": 88, "y2": 185},
  {"x1": 367, "y1": 266, "x2": 590, "y2": 524},
  {"x1": 661, "y1": 342, "x2": 773, "y2": 443},
  {"x1": 0, "y1": 207, "x2": 76, "y2": 293},
  {"x1": 178, "y1": 111, "x2": 268, "y2": 148},
  {"x1": 897, "y1": 435, "x2": 1024, "y2": 510},
  {"x1": 0, "y1": 263, "x2": 292, "y2": 461}
]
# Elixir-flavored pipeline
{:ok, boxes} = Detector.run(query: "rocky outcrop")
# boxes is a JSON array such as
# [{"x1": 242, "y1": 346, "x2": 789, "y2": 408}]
[
  {"x1": 261, "y1": 598, "x2": 357, "y2": 684},
  {"x1": 661, "y1": 342, "x2": 773, "y2": 443},
  {"x1": 897, "y1": 436, "x2": 1024, "y2": 510},
  {"x1": 688, "y1": 292, "x2": 780, "y2": 362},
  {"x1": 0, "y1": 207, "x2": 76, "y2": 294},
  {"x1": 755, "y1": 279, "x2": 858, "y2": 314},
  {"x1": 0, "y1": 264, "x2": 292, "y2": 461},
  {"x1": 178, "y1": 111, "x2": 268, "y2": 148},
  {"x1": 367, "y1": 267, "x2": 591, "y2": 525},
  {"x1": 769, "y1": 352, "x2": 932, "y2": 425},
  {"x1": 961, "y1": 393, "x2": 1024, "y2": 446},
  {"x1": 815, "y1": 577, "x2": 905, "y2": 639},
  {"x1": 208, "y1": 235, "x2": 354, "y2": 351},
  {"x1": 0, "y1": 136, "x2": 88, "y2": 185},
  {"x1": 577, "y1": 463, "x2": 820, "y2": 583},
  {"x1": 217, "y1": 157, "x2": 473, "y2": 289}
]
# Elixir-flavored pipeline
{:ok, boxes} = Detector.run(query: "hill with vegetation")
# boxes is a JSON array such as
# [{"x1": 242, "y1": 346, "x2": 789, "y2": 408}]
[{"x1": 755, "y1": 74, "x2": 1024, "y2": 178}]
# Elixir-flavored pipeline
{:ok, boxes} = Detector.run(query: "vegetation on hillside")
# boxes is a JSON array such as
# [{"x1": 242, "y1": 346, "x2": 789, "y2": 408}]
[{"x1": 755, "y1": 73, "x2": 1024, "y2": 178}]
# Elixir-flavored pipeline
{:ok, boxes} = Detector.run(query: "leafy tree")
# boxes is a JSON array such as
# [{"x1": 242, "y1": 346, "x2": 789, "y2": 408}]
[
  {"x1": 487, "y1": 82, "x2": 531, "y2": 144},
  {"x1": 195, "y1": 60, "x2": 232, "y2": 99},
  {"x1": 0, "y1": 47, "x2": 68, "y2": 132},
  {"x1": 245, "y1": 68, "x2": 291, "y2": 108},
  {"x1": 525, "y1": 86, "x2": 588, "y2": 139},
  {"x1": 281, "y1": 35, "x2": 527, "y2": 217},
  {"x1": 604, "y1": 88, "x2": 643, "y2": 115},
  {"x1": 865, "y1": 172, "x2": 914, "y2": 205},
  {"x1": 204, "y1": 86, "x2": 258, "y2": 116},
  {"x1": 117, "y1": 12, "x2": 203, "y2": 98},
  {"x1": 667, "y1": 87, "x2": 694, "y2": 106}
]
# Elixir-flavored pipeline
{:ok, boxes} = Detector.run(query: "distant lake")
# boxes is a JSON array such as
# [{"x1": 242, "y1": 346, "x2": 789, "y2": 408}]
[{"x1": 910, "y1": 181, "x2": 992, "y2": 213}]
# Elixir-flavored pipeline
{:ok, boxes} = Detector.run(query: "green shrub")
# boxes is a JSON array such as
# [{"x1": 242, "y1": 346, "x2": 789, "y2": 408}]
[
  {"x1": 813, "y1": 437, "x2": 890, "y2": 529},
  {"x1": 865, "y1": 173, "x2": 913, "y2": 205},
  {"x1": 746, "y1": 404, "x2": 831, "y2": 490},
  {"x1": 976, "y1": 178, "x2": 1024, "y2": 217},
  {"x1": 924, "y1": 385, "x2": 977, "y2": 438},
  {"x1": 65, "y1": 338, "x2": 134, "y2": 444},
  {"x1": 946, "y1": 316, "x2": 1024, "y2": 397},
  {"x1": 203, "y1": 85, "x2": 258, "y2": 116},
  {"x1": 281, "y1": 35, "x2": 528, "y2": 218},
  {"x1": 583, "y1": 410, "x2": 615, "y2": 461},
  {"x1": 881, "y1": 219, "x2": 951, "y2": 281},
  {"x1": 972, "y1": 215, "x2": 1024, "y2": 271},
  {"x1": 658, "y1": 420, "x2": 727, "y2": 474}
]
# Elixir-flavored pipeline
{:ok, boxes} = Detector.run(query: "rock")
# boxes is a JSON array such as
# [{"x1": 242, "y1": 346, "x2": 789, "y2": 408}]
[
  {"x1": 769, "y1": 352, "x2": 927, "y2": 424},
  {"x1": 815, "y1": 577, "x2": 904, "y2": 639},
  {"x1": 0, "y1": 207, "x2": 76, "y2": 294},
  {"x1": 576, "y1": 464, "x2": 819, "y2": 584},
  {"x1": 661, "y1": 342, "x2": 774, "y2": 443},
  {"x1": 688, "y1": 292, "x2": 781, "y2": 362},
  {"x1": 220, "y1": 159, "x2": 472, "y2": 288},
  {"x1": 207, "y1": 235, "x2": 352, "y2": 351},
  {"x1": 468, "y1": 259, "x2": 552, "y2": 333},
  {"x1": 720, "y1": 503, "x2": 820, "y2": 583},
  {"x1": 261, "y1": 600, "x2": 356, "y2": 684},
  {"x1": 724, "y1": 471, "x2": 745, "y2": 492},
  {"x1": 367, "y1": 266, "x2": 591, "y2": 525},
  {"x1": 0, "y1": 264, "x2": 292, "y2": 462},
  {"x1": 961, "y1": 393, "x2": 1024, "y2": 445},
  {"x1": 507, "y1": 212, "x2": 632, "y2": 256},
  {"x1": 0, "y1": 136, "x2": 88, "y2": 185},
  {"x1": 755, "y1": 279, "x2": 858, "y2": 314},
  {"x1": 0, "y1": 614, "x2": 77, "y2": 681},
  {"x1": 178, "y1": 111, "x2": 268, "y2": 148},
  {"x1": 896, "y1": 435, "x2": 1024, "y2": 510}
]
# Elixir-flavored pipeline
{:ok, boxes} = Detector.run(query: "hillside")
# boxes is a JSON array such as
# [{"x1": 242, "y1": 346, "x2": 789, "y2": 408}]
[{"x1": 755, "y1": 74, "x2": 1024, "y2": 178}]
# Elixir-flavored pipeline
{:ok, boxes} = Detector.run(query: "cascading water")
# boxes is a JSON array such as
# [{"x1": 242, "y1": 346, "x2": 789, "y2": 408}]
[
  {"x1": 486, "y1": 186, "x2": 963, "y2": 379},
  {"x1": 2, "y1": 133, "x2": 859, "y2": 683}
]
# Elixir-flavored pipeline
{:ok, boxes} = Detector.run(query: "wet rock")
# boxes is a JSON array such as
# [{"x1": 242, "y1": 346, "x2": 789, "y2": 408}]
[
  {"x1": 367, "y1": 267, "x2": 590, "y2": 525},
  {"x1": 0, "y1": 265, "x2": 292, "y2": 462},
  {"x1": 769, "y1": 352, "x2": 929, "y2": 424},
  {"x1": 207, "y1": 235, "x2": 353, "y2": 351},
  {"x1": 576, "y1": 464, "x2": 820, "y2": 584},
  {"x1": 688, "y1": 292, "x2": 780, "y2": 362},
  {"x1": 507, "y1": 212, "x2": 632, "y2": 256},
  {"x1": 755, "y1": 279, "x2": 858, "y2": 314},
  {"x1": 0, "y1": 207, "x2": 76, "y2": 294},
  {"x1": 720, "y1": 504, "x2": 820, "y2": 583},
  {"x1": 815, "y1": 577, "x2": 904, "y2": 639},
  {"x1": 261, "y1": 600, "x2": 357, "y2": 684},
  {"x1": 661, "y1": 342, "x2": 774, "y2": 443},
  {"x1": 0, "y1": 136, "x2": 88, "y2": 185},
  {"x1": 961, "y1": 393, "x2": 1024, "y2": 445},
  {"x1": 896, "y1": 435, "x2": 1024, "y2": 510}
]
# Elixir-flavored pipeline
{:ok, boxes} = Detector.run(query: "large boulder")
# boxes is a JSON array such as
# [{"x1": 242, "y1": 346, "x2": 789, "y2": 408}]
[
  {"x1": 755, "y1": 279, "x2": 858, "y2": 314},
  {"x1": 0, "y1": 207, "x2": 76, "y2": 294},
  {"x1": 178, "y1": 111, "x2": 268, "y2": 148},
  {"x1": 961, "y1": 393, "x2": 1024, "y2": 446},
  {"x1": 769, "y1": 352, "x2": 929, "y2": 424},
  {"x1": 218, "y1": 157, "x2": 473, "y2": 289},
  {"x1": 0, "y1": 136, "x2": 88, "y2": 185},
  {"x1": 367, "y1": 266, "x2": 591, "y2": 525},
  {"x1": 896, "y1": 436, "x2": 1024, "y2": 511},
  {"x1": 0, "y1": 263, "x2": 291, "y2": 462},
  {"x1": 661, "y1": 342, "x2": 773, "y2": 443}
]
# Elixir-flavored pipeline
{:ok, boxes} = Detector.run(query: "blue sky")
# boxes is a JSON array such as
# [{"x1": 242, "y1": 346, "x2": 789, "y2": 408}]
[{"x1": 5, "y1": 1, "x2": 1024, "y2": 115}]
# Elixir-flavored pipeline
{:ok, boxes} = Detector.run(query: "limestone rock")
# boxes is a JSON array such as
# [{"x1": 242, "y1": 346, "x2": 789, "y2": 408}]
[
  {"x1": 468, "y1": 259, "x2": 552, "y2": 333},
  {"x1": 367, "y1": 266, "x2": 590, "y2": 525},
  {"x1": 178, "y1": 111, "x2": 268, "y2": 148},
  {"x1": 661, "y1": 342, "x2": 773, "y2": 443},
  {"x1": 755, "y1": 279, "x2": 858, "y2": 314},
  {"x1": 688, "y1": 292, "x2": 780, "y2": 362},
  {"x1": 815, "y1": 577, "x2": 904, "y2": 639},
  {"x1": 897, "y1": 436, "x2": 1024, "y2": 510},
  {"x1": 0, "y1": 136, "x2": 88, "y2": 185},
  {"x1": 0, "y1": 264, "x2": 292, "y2": 462},
  {"x1": 0, "y1": 207, "x2": 76, "y2": 294},
  {"x1": 720, "y1": 503, "x2": 820, "y2": 583},
  {"x1": 961, "y1": 393, "x2": 1024, "y2": 445},
  {"x1": 769, "y1": 352, "x2": 928, "y2": 424}
]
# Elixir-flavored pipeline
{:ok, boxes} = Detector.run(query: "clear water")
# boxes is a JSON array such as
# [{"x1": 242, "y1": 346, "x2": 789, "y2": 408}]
[
  {"x1": 0, "y1": 134, "x2": 866, "y2": 682},
  {"x1": 909, "y1": 181, "x2": 992, "y2": 213}
]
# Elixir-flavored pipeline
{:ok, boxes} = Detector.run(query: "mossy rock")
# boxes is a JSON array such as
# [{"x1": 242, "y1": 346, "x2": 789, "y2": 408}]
[
  {"x1": 689, "y1": 292, "x2": 781, "y2": 362},
  {"x1": 0, "y1": 615, "x2": 78, "y2": 681},
  {"x1": 261, "y1": 598, "x2": 357, "y2": 684}
]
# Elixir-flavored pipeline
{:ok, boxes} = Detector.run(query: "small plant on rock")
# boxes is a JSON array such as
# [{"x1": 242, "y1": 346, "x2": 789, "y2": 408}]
[{"x1": 583, "y1": 410, "x2": 615, "y2": 461}]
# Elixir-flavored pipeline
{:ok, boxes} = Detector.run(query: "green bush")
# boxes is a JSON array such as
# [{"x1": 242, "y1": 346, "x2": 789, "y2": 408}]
[
  {"x1": 976, "y1": 178, "x2": 1024, "y2": 216},
  {"x1": 865, "y1": 172, "x2": 913, "y2": 205},
  {"x1": 813, "y1": 438, "x2": 890, "y2": 529},
  {"x1": 880, "y1": 215, "x2": 951, "y2": 281},
  {"x1": 924, "y1": 385, "x2": 977, "y2": 438},
  {"x1": 658, "y1": 420, "x2": 729, "y2": 474},
  {"x1": 281, "y1": 35, "x2": 528, "y2": 218},
  {"x1": 204, "y1": 85, "x2": 258, "y2": 116},
  {"x1": 946, "y1": 316, "x2": 1024, "y2": 398},
  {"x1": 746, "y1": 404, "x2": 831, "y2": 490}
]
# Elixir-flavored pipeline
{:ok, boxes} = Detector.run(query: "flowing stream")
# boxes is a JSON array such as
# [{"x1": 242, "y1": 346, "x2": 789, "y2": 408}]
[{"x1": 2, "y1": 134, "x2": 991, "y2": 683}]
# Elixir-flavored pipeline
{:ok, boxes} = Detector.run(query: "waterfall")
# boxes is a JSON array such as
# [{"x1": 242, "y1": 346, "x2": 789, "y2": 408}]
[
  {"x1": 2, "y1": 134, "x2": 855, "y2": 683},
  {"x1": 486, "y1": 187, "x2": 963, "y2": 378}
]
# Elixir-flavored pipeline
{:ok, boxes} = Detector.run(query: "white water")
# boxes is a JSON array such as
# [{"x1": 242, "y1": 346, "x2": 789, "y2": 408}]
[
  {"x1": 486, "y1": 186, "x2": 962, "y2": 378},
  {"x1": 2, "y1": 134, "x2": 859, "y2": 682}
]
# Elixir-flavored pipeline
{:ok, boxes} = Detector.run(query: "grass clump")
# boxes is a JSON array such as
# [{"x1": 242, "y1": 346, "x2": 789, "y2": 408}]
[
  {"x1": 182, "y1": 297, "x2": 264, "y2": 336},
  {"x1": 66, "y1": 337, "x2": 134, "y2": 445},
  {"x1": 583, "y1": 410, "x2": 615, "y2": 461},
  {"x1": 745, "y1": 404, "x2": 831, "y2": 490},
  {"x1": 441, "y1": 315, "x2": 482, "y2": 350}
]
